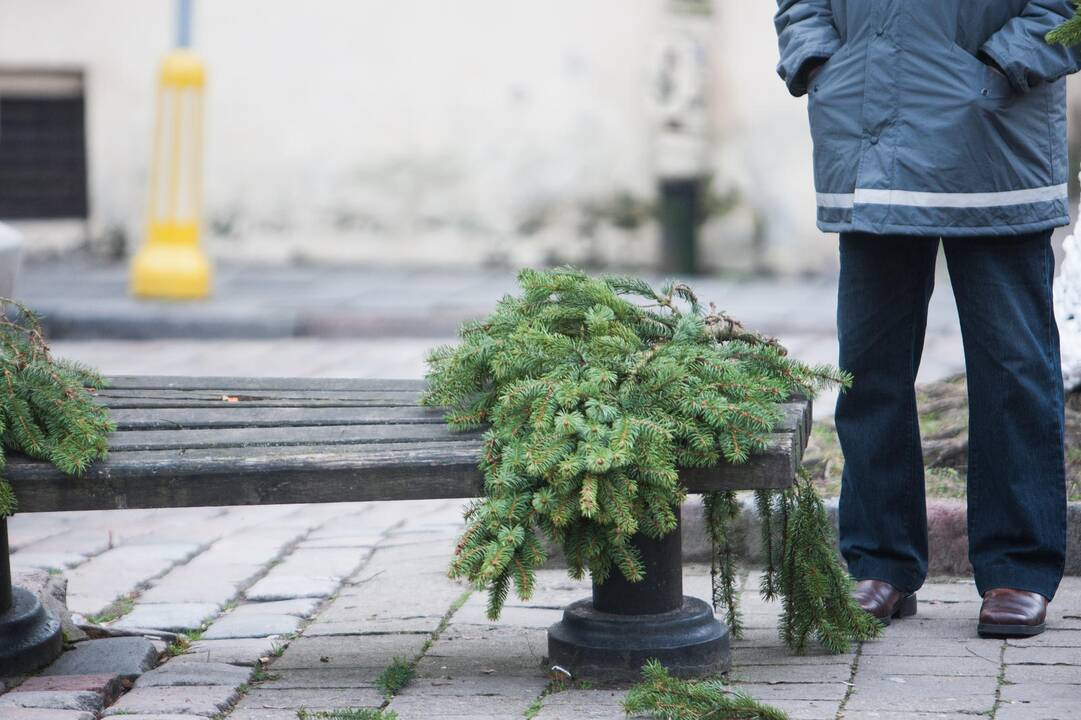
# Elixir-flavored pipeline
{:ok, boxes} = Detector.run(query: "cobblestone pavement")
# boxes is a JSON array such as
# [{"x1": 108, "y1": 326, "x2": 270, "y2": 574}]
[
  {"x1": 0, "y1": 331, "x2": 1003, "y2": 719},
  {"x1": 8, "y1": 501, "x2": 1081, "y2": 719}
]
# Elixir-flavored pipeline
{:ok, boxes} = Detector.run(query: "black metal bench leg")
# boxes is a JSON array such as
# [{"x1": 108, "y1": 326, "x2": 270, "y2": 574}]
[
  {"x1": 547, "y1": 517, "x2": 730, "y2": 681},
  {"x1": 0, "y1": 518, "x2": 63, "y2": 677}
]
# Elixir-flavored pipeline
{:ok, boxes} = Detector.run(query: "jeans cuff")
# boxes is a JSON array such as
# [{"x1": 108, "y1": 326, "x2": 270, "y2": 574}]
[
  {"x1": 974, "y1": 567, "x2": 1061, "y2": 602},
  {"x1": 847, "y1": 562, "x2": 925, "y2": 595}
]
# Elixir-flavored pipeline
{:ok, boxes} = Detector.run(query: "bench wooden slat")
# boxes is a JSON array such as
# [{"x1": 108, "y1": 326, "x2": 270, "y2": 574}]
[
  {"x1": 94, "y1": 388, "x2": 425, "y2": 409},
  {"x1": 104, "y1": 376, "x2": 429, "y2": 392},
  {"x1": 5, "y1": 376, "x2": 811, "y2": 513},
  {"x1": 107, "y1": 423, "x2": 487, "y2": 451},
  {"x1": 108, "y1": 405, "x2": 450, "y2": 430},
  {"x1": 5, "y1": 434, "x2": 799, "y2": 513},
  {"x1": 103, "y1": 403, "x2": 804, "y2": 443}
]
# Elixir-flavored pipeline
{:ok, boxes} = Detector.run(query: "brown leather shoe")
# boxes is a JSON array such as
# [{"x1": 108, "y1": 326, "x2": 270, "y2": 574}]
[
  {"x1": 978, "y1": 588, "x2": 1048, "y2": 638},
  {"x1": 852, "y1": 579, "x2": 917, "y2": 626}
]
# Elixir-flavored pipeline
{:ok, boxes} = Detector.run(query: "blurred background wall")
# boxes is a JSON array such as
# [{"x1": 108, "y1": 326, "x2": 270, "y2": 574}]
[{"x1": 0, "y1": 0, "x2": 1076, "y2": 276}]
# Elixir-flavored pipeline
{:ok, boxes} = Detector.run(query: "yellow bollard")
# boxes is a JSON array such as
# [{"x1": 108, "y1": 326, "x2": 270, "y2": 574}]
[{"x1": 131, "y1": 49, "x2": 211, "y2": 299}]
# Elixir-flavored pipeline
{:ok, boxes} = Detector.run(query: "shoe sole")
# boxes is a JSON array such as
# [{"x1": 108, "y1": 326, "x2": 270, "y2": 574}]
[
  {"x1": 977, "y1": 622, "x2": 1046, "y2": 639},
  {"x1": 878, "y1": 593, "x2": 918, "y2": 627}
]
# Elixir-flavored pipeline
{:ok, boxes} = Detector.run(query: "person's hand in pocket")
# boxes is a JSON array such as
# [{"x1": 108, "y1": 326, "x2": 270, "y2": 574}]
[
  {"x1": 805, "y1": 58, "x2": 828, "y2": 84},
  {"x1": 977, "y1": 50, "x2": 1007, "y2": 78}
]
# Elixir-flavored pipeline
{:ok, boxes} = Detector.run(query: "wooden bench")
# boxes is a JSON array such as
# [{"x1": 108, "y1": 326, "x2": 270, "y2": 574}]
[{"x1": 1, "y1": 376, "x2": 811, "y2": 679}]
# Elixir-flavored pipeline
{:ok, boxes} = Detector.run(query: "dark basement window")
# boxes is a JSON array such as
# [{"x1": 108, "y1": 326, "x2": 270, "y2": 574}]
[{"x1": 0, "y1": 70, "x2": 89, "y2": 220}]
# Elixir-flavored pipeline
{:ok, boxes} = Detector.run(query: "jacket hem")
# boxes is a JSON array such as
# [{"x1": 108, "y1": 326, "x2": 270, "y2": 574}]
[{"x1": 816, "y1": 215, "x2": 1070, "y2": 238}]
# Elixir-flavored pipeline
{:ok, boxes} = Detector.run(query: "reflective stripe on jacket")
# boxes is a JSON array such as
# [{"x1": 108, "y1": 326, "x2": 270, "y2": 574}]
[{"x1": 775, "y1": 0, "x2": 1081, "y2": 236}]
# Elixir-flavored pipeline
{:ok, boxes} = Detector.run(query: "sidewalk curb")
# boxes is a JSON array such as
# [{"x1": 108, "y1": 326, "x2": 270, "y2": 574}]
[
  {"x1": 545, "y1": 496, "x2": 1081, "y2": 579},
  {"x1": 27, "y1": 303, "x2": 485, "y2": 340},
  {"x1": 679, "y1": 495, "x2": 1081, "y2": 578}
]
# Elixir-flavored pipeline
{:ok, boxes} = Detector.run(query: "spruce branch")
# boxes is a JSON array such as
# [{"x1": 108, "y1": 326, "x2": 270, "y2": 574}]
[
  {"x1": 422, "y1": 268, "x2": 857, "y2": 653},
  {"x1": 776, "y1": 469, "x2": 882, "y2": 653},
  {"x1": 623, "y1": 660, "x2": 788, "y2": 720},
  {"x1": 0, "y1": 299, "x2": 114, "y2": 518},
  {"x1": 1047, "y1": 1, "x2": 1081, "y2": 46}
]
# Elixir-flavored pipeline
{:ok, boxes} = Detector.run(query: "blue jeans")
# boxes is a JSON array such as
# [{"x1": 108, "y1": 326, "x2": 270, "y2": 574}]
[{"x1": 836, "y1": 230, "x2": 1067, "y2": 601}]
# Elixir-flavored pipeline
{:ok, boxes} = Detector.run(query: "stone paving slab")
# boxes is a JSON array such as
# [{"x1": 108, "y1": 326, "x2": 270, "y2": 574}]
[
  {"x1": 729, "y1": 682, "x2": 848, "y2": 703},
  {"x1": 271, "y1": 634, "x2": 429, "y2": 673},
  {"x1": 858, "y1": 637, "x2": 1001, "y2": 660},
  {"x1": 1000, "y1": 682, "x2": 1081, "y2": 704},
  {"x1": 297, "y1": 536, "x2": 377, "y2": 550},
  {"x1": 102, "y1": 685, "x2": 241, "y2": 717},
  {"x1": 1003, "y1": 645, "x2": 1081, "y2": 665},
  {"x1": 452, "y1": 597, "x2": 565, "y2": 629},
  {"x1": 138, "y1": 574, "x2": 247, "y2": 606},
  {"x1": 857, "y1": 652, "x2": 1000, "y2": 677},
  {"x1": 726, "y1": 663, "x2": 852, "y2": 684},
  {"x1": 202, "y1": 612, "x2": 303, "y2": 640},
  {"x1": 390, "y1": 689, "x2": 542, "y2": 719},
  {"x1": 997, "y1": 702, "x2": 1079, "y2": 720},
  {"x1": 181, "y1": 638, "x2": 283, "y2": 667},
  {"x1": 843, "y1": 675, "x2": 998, "y2": 714},
  {"x1": 43, "y1": 637, "x2": 159, "y2": 680},
  {"x1": 224, "y1": 711, "x2": 297, "y2": 720},
  {"x1": 0, "y1": 710, "x2": 96, "y2": 720},
  {"x1": 231, "y1": 598, "x2": 322, "y2": 619},
  {"x1": 134, "y1": 661, "x2": 253, "y2": 688},
  {"x1": 838, "y1": 709, "x2": 985, "y2": 713},
  {"x1": 269, "y1": 548, "x2": 370, "y2": 580},
  {"x1": 236, "y1": 687, "x2": 384, "y2": 712},
  {"x1": 1007, "y1": 628, "x2": 1081, "y2": 647},
  {"x1": 18, "y1": 530, "x2": 114, "y2": 558},
  {"x1": 417, "y1": 625, "x2": 548, "y2": 678},
  {"x1": 730, "y1": 642, "x2": 856, "y2": 666},
  {"x1": 113, "y1": 602, "x2": 220, "y2": 633},
  {"x1": 244, "y1": 575, "x2": 340, "y2": 602},
  {"x1": 11, "y1": 551, "x2": 88, "y2": 571},
  {"x1": 101, "y1": 716, "x2": 213, "y2": 720},
  {"x1": 12, "y1": 674, "x2": 122, "y2": 706},
  {"x1": 66, "y1": 543, "x2": 202, "y2": 616},
  {"x1": 303, "y1": 619, "x2": 442, "y2": 636},
  {"x1": 533, "y1": 688, "x2": 627, "y2": 720},
  {"x1": 0, "y1": 690, "x2": 104, "y2": 712},
  {"x1": 1005, "y1": 663, "x2": 1081, "y2": 684},
  {"x1": 255, "y1": 668, "x2": 379, "y2": 690}
]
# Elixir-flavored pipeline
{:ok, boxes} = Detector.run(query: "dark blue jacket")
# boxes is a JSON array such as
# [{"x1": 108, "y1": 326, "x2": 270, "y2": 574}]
[{"x1": 775, "y1": 0, "x2": 1081, "y2": 236}]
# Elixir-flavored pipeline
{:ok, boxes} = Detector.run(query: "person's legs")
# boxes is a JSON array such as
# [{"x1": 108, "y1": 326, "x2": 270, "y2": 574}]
[
  {"x1": 836, "y1": 232, "x2": 940, "y2": 594},
  {"x1": 943, "y1": 230, "x2": 1067, "y2": 601}
]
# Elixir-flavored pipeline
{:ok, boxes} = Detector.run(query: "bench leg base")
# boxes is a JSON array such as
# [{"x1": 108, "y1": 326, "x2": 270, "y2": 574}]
[
  {"x1": 547, "y1": 595, "x2": 730, "y2": 682},
  {"x1": 0, "y1": 587, "x2": 63, "y2": 678}
]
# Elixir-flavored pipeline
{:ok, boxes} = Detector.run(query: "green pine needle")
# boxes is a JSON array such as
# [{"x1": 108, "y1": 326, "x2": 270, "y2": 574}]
[
  {"x1": 776, "y1": 469, "x2": 882, "y2": 654},
  {"x1": 0, "y1": 479, "x2": 16, "y2": 518},
  {"x1": 1047, "y1": 2, "x2": 1081, "y2": 46},
  {"x1": 424, "y1": 268, "x2": 867, "y2": 654},
  {"x1": 623, "y1": 660, "x2": 789, "y2": 720},
  {"x1": 0, "y1": 298, "x2": 115, "y2": 519}
]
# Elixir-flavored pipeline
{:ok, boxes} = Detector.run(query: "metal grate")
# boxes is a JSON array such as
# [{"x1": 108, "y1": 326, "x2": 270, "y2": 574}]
[{"x1": 0, "y1": 95, "x2": 89, "y2": 219}]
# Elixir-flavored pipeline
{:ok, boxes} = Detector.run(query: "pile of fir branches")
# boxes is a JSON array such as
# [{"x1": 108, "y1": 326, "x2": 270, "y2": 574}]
[
  {"x1": 422, "y1": 268, "x2": 879, "y2": 654},
  {"x1": 0, "y1": 300, "x2": 114, "y2": 517}
]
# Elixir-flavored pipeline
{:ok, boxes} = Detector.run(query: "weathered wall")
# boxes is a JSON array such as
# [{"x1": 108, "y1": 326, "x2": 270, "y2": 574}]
[{"x1": 6, "y1": 1, "x2": 1045, "y2": 275}]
